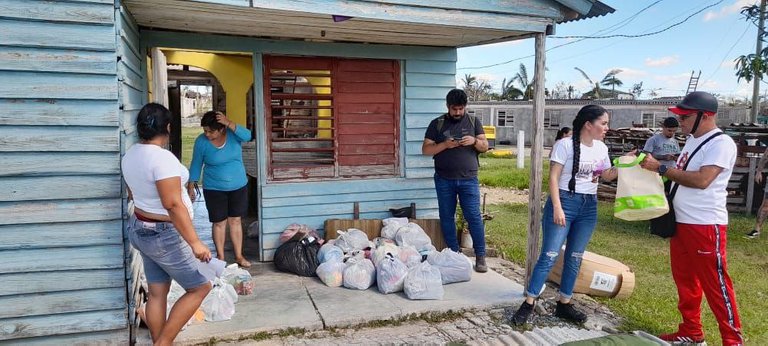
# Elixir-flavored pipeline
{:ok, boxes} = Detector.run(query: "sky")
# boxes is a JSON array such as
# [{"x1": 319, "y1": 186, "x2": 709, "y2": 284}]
[{"x1": 457, "y1": 0, "x2": 762, "y2": 100}]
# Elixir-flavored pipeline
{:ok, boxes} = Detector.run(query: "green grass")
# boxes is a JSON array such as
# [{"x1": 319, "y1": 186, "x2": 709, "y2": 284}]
[
  {"x1": 485, "y1": 202, "x2": 768, "y2": 344},
  {"x1": 478, "y1": 156, "x2": 550, "y2": 190},
  {"x1": 181, "y1": 127, "x2": 203, "y2": 168}
]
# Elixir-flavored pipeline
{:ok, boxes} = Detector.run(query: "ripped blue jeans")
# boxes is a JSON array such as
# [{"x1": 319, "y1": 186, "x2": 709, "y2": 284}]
[{"x1": 526, "y1": 190, "x2": 598, "y2": 300}]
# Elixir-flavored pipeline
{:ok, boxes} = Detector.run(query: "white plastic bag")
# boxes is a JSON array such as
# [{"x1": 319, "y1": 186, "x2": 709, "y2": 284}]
[
  {"x1": 342, "y1": 257, "x2": 376, "y2": 290},
  {"x1": 221, "y1": 264, "x2": 254, "y2": 295},
  {"x1": 334, "y1": 229, "x2": 370, "y2": 253},
  {"x1": 372, "y1": 236, "x2": 396, "y2": 248},
  {"x1": 398, "y1": 245, "x2": 423, "y2": 268},
  {"x1": 394, "y1": 223, "x2": 431, "y2": 249},
  {"x1": 317, "y1": 243, "x2": 345, "y2": 263},
  {"x1": 418, "y1": 243, "x2": 437, "y2": 256},
  {"x1": 427, "y1": 249, "x2": 472, "y2": 284},
  {"x1": 381, "y1": 217, "x2": 409, "y2": 239},
  {"x1": 404, "y1": 262, "x2": 444, "y2": 300},
  {"x1": 316, "y1": 261, "x2": 345, "y2": 287},
  {"x1": 200, "y1": 279, "x2": 238, "y2": 322},
  {"x1": 376, "y1": 254, "x2": 408, "y2": 294},
  {"x1": 372, "y1": 243, "x2": 400, "y2": 267},
  {"x1": 165, "y1": 280, "x2": 204, "y2": 326},
  {"x1": 613, "y1": 153, "x2": 669, "y2": 221}
]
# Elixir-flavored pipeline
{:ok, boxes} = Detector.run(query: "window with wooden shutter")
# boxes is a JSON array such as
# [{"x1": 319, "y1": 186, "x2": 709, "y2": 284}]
[{"x1": 264, "y1": 56, "x2": 400, "y2": 181}]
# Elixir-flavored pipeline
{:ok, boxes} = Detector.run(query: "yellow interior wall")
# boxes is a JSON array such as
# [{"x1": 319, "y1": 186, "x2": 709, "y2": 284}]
[
  {"x1": 305, "y1": 76, "x2": 332, "y2": 138},
  {"x1": 146, "y1": 55, "x2": 153, "y2": 101},
  {"x1": 163, "y1": 51, "x2": 253, "y2": 125}
]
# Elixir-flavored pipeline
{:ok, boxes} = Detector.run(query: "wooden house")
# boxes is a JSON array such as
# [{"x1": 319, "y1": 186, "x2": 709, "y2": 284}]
[{"x1": 0, "y1": 0, "x2": 612, "y2": 343}]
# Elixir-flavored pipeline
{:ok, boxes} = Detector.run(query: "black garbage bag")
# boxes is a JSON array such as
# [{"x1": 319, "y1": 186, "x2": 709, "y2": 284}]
[{"x1": 274, "y1": 237, "x2": 321, "y2": 277}]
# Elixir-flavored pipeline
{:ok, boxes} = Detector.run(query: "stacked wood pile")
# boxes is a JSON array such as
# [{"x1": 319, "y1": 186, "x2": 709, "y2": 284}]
[
  {"x1": 599, "y1": 124, "x2": 768, "y2": 215},
  {"x1": 723, "y1": 124, "x2": 768, "y2": 214},
  {"x1": 603, "y1": 127, "x2": 686, "y2": 158}
]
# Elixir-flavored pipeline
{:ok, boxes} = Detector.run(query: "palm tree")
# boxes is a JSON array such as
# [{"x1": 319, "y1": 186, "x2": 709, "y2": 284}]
[
  {"x1": 600, "y1": 69, "x2": 624, "y2": 93},
  {"x1": 513, "y1": 64, "x2": 534, "y2": 100},
  {"x1": 575, "y1": 68, "x2": 624, "y2": 99},
  {"x1": 574, "y1": 67, "x2": 601, "y2": 99},
  {"x1": 500, "y1": 77, "x2": 523, "y2": 100},
  {"x1": 461, "y1": 73, "x2": 477, "y2": 90},
  {"x1": 461, "y1": 73, "x2": 480, "y2": 101}
]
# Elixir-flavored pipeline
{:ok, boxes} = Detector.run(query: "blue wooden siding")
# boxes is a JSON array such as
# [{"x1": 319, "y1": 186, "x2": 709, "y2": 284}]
[
  {"x1": 0, "y1": 0, "x2": 128, "y2": 343},
  {"x1": 116, "y1": 4, "x2": 146, "y2": 341}
]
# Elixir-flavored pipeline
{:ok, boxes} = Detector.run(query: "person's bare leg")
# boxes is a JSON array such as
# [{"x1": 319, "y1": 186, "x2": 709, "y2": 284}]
[
  {"x1": 229, "y1": 216, "x2": 250, "y2": 267},
  {"x1": 153, "y1": 282, "x2": 212, "y2": 346},
  {"x1": 212, "y1": 220, "x2": 227, "y2": 260},
  {"x1": 145, "y1": 282, "x2": 171, "y2": 342},
  {"x1": 756, "y1": 198, "x2": 768, "y2": 233}
]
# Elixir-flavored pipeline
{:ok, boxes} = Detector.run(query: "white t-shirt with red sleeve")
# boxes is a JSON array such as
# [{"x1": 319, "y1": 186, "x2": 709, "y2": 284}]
[
  {"x1": 672, "y1": 128, "x2": 736, "y2": 225},
  {"x1": 550, "y1": 139, "x2": 611, "y2": 195}
]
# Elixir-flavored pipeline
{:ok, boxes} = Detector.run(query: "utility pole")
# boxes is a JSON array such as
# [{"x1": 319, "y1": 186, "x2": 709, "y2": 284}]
[{"x1": 751, "y1": 0, "x2": 766, "y2": 122}]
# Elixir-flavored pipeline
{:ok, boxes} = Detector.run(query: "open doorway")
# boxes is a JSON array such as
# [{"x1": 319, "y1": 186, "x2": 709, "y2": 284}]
[
  {"x1": 166, "y1": 65, "x2": 219, "y2": 166},
  {"x1": 147, "y1": 48, "x2": 258, "y2": 263}
]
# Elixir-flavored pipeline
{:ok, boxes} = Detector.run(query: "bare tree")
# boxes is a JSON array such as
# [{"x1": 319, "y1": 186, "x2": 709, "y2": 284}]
[
  {"x1": 551, "y1": 81, "x2": 570, "y2": 99},
  {"x1": 630, "y1": 82, "x2": 644, "y2": 99}
]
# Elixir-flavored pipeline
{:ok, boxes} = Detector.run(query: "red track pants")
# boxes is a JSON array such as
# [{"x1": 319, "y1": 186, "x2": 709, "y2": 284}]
[{"x1": 670, "y1": 223, "x2": 743, "y2": 346}]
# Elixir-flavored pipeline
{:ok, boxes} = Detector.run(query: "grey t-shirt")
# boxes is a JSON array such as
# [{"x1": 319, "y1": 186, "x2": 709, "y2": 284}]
[
  {"x1": 643, "y1": 133, "x2": 680, "y2": 167},
  {"x1": 424, "y1": 114, "x2": 485, "y2": 179}
]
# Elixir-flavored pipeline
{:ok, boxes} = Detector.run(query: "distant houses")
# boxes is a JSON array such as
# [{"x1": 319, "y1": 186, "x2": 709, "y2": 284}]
[{"x1": 469, "y1": 100, "x2": 750, "y2": 146}]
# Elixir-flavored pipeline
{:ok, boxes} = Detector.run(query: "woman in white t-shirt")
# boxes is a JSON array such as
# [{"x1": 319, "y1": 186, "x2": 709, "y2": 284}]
[
  {"x1": 122, "y1": 103, "x2": 212, "y2": 346},
  {"x1": 511, "y1": 105, "x2": 618, "y2": 325}
]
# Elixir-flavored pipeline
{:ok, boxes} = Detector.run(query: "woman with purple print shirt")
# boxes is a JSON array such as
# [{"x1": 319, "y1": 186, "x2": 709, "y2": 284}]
[{"x1": 511, "y1": 105, "x2": 618, "y2": 325}]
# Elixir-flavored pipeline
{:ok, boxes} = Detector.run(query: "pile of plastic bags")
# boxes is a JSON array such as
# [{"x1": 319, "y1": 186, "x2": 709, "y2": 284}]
[{"x1": 313, "y1": 218, "x2": 474, "y2": 300}]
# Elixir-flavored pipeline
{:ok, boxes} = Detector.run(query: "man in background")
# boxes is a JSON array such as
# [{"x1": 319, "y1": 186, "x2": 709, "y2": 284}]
[{"x1": 643, "y1": 116, "x2": 680, "y2": 191}]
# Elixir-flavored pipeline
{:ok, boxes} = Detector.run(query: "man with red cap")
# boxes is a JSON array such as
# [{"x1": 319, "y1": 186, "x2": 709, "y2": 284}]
[{"x1": 640, "y1": 91, "x2": 743, "y2": 346}]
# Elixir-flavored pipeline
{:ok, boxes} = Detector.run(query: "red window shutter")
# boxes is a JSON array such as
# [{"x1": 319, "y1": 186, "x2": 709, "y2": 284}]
[{"x1": 335, "y1": 59, "x2": 400, "y2": 177}]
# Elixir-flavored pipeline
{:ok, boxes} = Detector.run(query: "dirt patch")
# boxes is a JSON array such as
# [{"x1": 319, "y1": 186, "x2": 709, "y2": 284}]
[{"x1": 480, "y1": 186, "x2": 530, "y2": 205}]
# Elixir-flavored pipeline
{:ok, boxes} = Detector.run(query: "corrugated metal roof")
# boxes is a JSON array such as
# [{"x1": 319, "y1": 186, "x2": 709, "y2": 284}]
[{"x1": 558, "y1": 1, "x2": 616, "y2": 24}]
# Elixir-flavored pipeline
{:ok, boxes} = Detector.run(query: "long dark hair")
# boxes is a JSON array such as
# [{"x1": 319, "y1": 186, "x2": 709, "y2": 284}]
[
  {"x1": 136, "y1": 103, "x2": 171, "y2": 141},
  {"x1": 555, "y1": 126, "x2": 571, "y2": 141},
  {"x1": 568, "y1": 105, "x2": 607, "y2": 193}
]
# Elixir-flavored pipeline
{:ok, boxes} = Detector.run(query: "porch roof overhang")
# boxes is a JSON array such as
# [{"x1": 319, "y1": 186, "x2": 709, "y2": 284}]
[{"x1": 123, "y1": 0, "x2": 613, "y2": 48}]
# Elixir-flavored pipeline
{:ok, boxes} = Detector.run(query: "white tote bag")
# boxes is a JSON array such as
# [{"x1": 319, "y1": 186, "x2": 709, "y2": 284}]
[{"x1": 613, "y1": 153, "x2": 669, "y2": 221}]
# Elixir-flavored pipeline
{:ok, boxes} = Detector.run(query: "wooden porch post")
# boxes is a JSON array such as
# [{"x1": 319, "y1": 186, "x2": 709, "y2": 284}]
[{"x1": 524, "y1": 32, "x2": 546, "y2": 292}]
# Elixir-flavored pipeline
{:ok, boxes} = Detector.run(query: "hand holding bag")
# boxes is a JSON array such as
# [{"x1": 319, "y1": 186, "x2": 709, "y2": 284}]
[
  {"x1": 649, "y1": 132, "x2": 724, "y2": 238},
  {"x1": 613, "y1": 152, "x2": 669, "y2": 221}
]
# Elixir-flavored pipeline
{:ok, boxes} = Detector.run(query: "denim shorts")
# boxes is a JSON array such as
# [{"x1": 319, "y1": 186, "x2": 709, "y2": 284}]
[{"x1": 127, "y1": 215, "x2": 208, "y2": 290}]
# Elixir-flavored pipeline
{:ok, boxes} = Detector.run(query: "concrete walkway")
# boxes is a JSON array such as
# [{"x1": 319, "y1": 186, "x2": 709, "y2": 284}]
[
  {"x1": 128, "y1": 197, "x2": 527, "y2": 344},
  {"x1": 170, "y1": 262, "x2": 525, "y2": 345}
]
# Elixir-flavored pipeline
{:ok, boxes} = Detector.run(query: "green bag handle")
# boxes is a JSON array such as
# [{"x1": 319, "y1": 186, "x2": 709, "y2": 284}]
[{"x1": 612, "y1": 152, "x2": 646, "y2": 168}]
